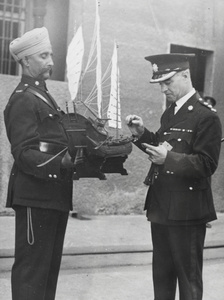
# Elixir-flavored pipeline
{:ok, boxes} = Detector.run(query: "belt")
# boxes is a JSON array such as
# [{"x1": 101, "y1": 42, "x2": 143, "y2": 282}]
[
  {"x1": 38, "y1": 142, "x2": 68, "y2": 168},
  {"x1": 39, "y1": 141, "x2": 67, "y2": 155}
]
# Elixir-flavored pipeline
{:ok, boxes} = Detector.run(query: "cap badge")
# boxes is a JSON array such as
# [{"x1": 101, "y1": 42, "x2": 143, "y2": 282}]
[
  {"x1": 188, "y1": 105, "x2": 193, "y2": 111},
  {"x1": 152, "y1": 63, "x2": 158, "y2": 73}
]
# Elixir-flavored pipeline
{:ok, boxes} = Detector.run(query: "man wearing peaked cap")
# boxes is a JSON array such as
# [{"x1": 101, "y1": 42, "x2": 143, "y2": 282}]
[
  {"x1": 145, "y1": 53, "x2": 195, "y2": 83},
  {"x1": 126, "y1": 53, "x2": 222, "y2": 300},
  {"x1": 4, "y1": 27, "x2": 75, "y2": 300}
]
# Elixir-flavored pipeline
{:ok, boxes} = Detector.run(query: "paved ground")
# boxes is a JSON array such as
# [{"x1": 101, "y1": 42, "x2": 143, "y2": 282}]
[
  {"x1": 57, "y1": 259, "x2": 224, "y2": 300},
  {"x1": 1, "y1": 259, "x2": 224, "y2": 300},
  {"x1": 0, "y1": 213, "x2": 224, "y2": 299}
]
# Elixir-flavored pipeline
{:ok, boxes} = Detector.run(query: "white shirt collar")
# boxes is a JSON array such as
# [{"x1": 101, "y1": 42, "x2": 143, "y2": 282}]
[{"x1": 175, "y1": 88, "x2": 196, "y2": 114}]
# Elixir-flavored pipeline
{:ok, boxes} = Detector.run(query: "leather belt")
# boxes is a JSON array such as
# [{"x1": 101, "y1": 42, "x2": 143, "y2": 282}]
[{"x1": 39, "y1": 141, "x2": 67, "y2": 155}]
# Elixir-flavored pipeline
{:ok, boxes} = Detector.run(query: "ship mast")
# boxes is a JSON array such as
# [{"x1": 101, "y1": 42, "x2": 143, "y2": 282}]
[
  {"x1": 96, "y1": 0, "x2": 102, "y2": 118},
  {"x1": 115, "y1": 42, "x2": 119, "y2": 139}
]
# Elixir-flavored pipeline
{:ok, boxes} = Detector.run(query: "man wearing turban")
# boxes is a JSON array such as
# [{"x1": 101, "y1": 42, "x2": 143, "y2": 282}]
[{"x1": 4, "y1": 27, "x2": 75, "y2": 300}]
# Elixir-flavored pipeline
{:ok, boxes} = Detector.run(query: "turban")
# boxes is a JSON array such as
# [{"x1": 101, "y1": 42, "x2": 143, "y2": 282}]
[{"x1": 9, "y1": 27, "x2": 52, "y2": 62}]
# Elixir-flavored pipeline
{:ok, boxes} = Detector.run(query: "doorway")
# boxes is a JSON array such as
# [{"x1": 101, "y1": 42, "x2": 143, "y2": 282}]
[{"x1": 170, "y1": 44, "x2": 213, "y2": 96}]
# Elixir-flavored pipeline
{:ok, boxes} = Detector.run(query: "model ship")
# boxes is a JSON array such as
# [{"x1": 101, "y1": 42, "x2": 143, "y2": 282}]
[{"x1": 61, "y1": 0, "x2": 132, "y2": 180}]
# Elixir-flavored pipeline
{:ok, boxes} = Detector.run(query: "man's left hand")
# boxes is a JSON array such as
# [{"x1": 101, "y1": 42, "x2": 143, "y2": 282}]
[{"x1": 142, "y1": 143, "x2": 168, "y2": 165}]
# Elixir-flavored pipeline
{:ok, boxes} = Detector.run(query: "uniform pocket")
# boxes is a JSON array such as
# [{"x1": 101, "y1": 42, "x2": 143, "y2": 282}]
[
  {"x1": 37, "y1": 108, "x2": 62, "y2": 137},
  {"x1": 165, "y1": 131, "x2": 193, "y2": 153},
  {"x1": 37, "y1": 108, "x2": 59, "y2": 122}
]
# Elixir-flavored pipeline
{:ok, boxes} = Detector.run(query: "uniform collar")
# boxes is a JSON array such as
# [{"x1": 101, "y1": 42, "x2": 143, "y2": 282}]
[
  {"x1": 21, "y1": 74, "x2": 47, "y2": 91},
  {"x1": 161, "y1": 91, "x2": 198, "y2": 132},
  {"x1": 175, "y1": 88, "x2": 196, "y2": 114}
]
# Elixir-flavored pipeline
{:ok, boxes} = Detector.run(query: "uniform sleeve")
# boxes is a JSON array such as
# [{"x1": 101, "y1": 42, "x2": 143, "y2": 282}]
[
  {"x1": 4, "y1": 92, "x2": 64, "y2": 181},
  {"x1": 163, "y1": 114, "x2": 222, "y2": 178},
  {"x1": 133, "y1": 127, "x2": 159, "y2": 151}
]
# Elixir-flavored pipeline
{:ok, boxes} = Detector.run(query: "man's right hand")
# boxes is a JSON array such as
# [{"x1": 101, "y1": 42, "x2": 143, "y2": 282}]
[{"x1": 125, "y1": 115, "x2": 145, "y2": 138}]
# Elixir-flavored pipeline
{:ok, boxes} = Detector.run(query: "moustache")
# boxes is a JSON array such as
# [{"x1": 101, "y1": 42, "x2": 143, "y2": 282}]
[{"x1": 40, "y1": 67, "x2": 53, "y2": 76}]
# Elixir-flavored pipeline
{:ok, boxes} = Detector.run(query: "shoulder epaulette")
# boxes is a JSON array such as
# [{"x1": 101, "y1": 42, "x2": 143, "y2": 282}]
[
  {"x1": 15, "y1": 83, "x2": 29, "y2": 94},
  {"x1": 198, "y1": 97, "x2": 217, "y2": 112}
]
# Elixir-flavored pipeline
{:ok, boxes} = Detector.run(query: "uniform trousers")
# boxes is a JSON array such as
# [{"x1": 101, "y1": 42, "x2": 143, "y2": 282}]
[
  {"x1": 151, "y1": 222, "x2": 206, "y2": 300},
  {"x1": 12, "y1": 206, "x2": 69, "y2": 300}
]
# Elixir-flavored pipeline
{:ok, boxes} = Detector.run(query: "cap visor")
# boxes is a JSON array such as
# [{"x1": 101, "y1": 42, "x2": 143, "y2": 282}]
[{"x1": 150, "y1": 71, "x2": 177, "y2": 83}]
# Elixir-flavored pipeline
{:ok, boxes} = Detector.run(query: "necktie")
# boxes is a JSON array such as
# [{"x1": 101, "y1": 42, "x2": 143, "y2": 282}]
[{"x1": 168, "y1": 102, "x2": 176, "y2": 121}]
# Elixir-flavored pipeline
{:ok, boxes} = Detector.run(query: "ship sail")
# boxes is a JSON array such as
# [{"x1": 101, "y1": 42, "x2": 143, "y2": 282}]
[
  {"x1": 66, "y1": 26, "x2": 84, "y2": 101},
  {"x1": 107, "y1": 42, "x2": 122, "y2": 130},
  {"x1": 66, "y1": 0, "x2": 121, "y2": 125},
  {"x1": 66, "y1": 0, "x2": 128, "y2": 133}
]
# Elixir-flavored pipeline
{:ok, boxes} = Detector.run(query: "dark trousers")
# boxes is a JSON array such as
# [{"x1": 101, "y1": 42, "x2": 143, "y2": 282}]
[
  {"x1": 12, "y1": 206, "x2": 69, "y2": 300},
  {"x1": 151, "y1": 223, "x2": 206, "y2": 300}
]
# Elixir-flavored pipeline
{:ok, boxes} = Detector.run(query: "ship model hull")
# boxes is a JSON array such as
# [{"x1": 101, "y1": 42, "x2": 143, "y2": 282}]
[{"x1": 61, "y1": 113, "x2": 132, "y2": 179}]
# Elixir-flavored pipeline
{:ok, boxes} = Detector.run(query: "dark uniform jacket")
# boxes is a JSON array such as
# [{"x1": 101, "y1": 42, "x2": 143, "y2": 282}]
[
  {"x1": 4, "y1": 75, "x2": 73, "y2": 212},
  {"x1": 135, "y1": 92, "x2": 222, "y2": 225}
]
